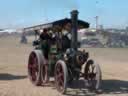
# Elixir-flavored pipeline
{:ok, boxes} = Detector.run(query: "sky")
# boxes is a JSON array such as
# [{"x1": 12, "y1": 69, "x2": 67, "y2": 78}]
[{"x1": 0, "y1": 0, "x2": 128, "y2": 29}]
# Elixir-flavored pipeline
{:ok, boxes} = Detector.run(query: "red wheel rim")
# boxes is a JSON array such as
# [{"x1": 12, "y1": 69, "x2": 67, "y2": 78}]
[
  {"x1": 55, "y1": 63, "x2": 64, "y2": 92},
  {"x1": 28, "y1": 52, "x2": 39, "y2": 83}
]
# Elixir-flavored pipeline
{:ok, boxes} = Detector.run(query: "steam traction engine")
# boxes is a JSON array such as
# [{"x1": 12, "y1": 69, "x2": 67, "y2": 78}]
[{"x1": 27, "y1": 10, "x2": 102, "y2": 94}]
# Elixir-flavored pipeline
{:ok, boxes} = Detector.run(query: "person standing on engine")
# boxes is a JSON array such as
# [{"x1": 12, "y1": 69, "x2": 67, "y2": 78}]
[
  {"x1": 40, "y1": 28, "x2": 52, "y2": 59},
  {"x1": 62, "y1": 23, "x2": 72, "y2": 51}
]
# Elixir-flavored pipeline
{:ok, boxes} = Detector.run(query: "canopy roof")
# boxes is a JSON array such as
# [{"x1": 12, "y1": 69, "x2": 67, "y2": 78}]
[
  {"x1": 53, "y1": 18, "x2": 89, "y2": 28},
  {"x1": 24, "y1": 18, "x2": 89, "y2": 32}
]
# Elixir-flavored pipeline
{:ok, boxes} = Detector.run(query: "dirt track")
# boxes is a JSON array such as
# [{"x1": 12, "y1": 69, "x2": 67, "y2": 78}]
[{"x1": 0, "y1": 36, "x2": 128, "y2": 96}]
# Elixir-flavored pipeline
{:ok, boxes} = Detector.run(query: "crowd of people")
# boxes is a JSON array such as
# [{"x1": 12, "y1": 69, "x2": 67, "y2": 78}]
[{"x1": 37, "y1": 23, "x2": 72, "y2": 59}]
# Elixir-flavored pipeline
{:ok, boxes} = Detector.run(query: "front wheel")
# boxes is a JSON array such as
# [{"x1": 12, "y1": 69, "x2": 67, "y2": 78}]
[
  {"x1": 84, "y1": 59, "x2": 102, "y2": 90},
  {"x1": 54, "y1": 60, "x2": 68, "y2": 94}
]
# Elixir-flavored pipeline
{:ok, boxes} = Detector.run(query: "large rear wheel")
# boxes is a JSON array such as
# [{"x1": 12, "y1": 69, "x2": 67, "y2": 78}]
[
  {"x1": 28, "y1": 50, "x2": 43, "y2": 86},
  {"x1": 54, "y1": 60, "x2": 68, "y2": 94}
]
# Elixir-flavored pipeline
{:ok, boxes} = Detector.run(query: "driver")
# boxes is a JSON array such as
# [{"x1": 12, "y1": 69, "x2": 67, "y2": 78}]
[{"x1": 62, "y1": 23, "x2": 72, "y2": 51}]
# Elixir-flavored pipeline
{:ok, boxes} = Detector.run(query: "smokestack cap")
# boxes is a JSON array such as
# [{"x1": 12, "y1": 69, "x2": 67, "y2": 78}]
[{"x1": 71, "y1": 10, "x2": 79, "y2": 15}]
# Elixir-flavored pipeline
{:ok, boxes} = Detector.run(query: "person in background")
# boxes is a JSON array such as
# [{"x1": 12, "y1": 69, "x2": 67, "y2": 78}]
[{"x1": 20, "y1": 32, "x2": 27, "y2": 44}]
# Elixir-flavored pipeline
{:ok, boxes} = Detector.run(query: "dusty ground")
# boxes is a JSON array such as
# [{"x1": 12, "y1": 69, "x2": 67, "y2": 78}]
[{"x1": 0, "y1": 36, "x2": 128, "y2": 96}]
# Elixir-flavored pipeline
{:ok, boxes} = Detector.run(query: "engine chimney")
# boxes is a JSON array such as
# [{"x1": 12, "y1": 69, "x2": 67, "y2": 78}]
[{"x1": 71, "y1": 10, "x2": 79, "y2": 51}]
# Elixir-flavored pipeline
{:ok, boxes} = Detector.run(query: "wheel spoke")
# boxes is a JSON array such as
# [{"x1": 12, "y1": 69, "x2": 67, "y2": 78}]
[
  {"x1": 56, "y1": 72, "x2": 62, "y2": 81},
  {"x1": 32, "y1": 74, "x2": 36, "y2": 81},
  {"x1": 31, "y1": 69, "x2": 37, "y2": 81},
  {"x1": 91, "y1": 65, "x2": 95, "y2": 73},
  {"x1": 28, "y1": 64, "x2": 33, "y2": 68},
  {"x1": 60, "y1": 76, "x2": 64, "y2": 85},
  {"x1": 28, "y1": 52, "x2": 39, "y2": 82},
  {"x1": 57, "y1": 64, "x2": 61, "y2": 72}
]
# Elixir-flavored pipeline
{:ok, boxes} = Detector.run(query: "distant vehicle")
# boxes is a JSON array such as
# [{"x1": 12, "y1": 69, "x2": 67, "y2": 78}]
[
  {"x1": 81, "y1": 38, "x2": 104, "y2": 48},
  {"x1": 0, "y1": 30, "x2": 7, "y2": 33}
]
